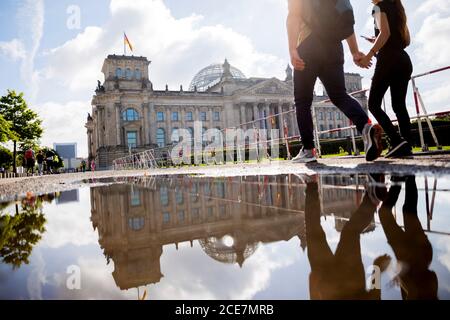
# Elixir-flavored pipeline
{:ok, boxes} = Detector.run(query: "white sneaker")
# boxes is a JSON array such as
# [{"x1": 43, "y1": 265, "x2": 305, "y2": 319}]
[
  {"x1": 362, "y1": 123, "x2": 383, "y2": 162},
  {"x1": 292, "y1": 148, "x2": 317, "y2": 163}
]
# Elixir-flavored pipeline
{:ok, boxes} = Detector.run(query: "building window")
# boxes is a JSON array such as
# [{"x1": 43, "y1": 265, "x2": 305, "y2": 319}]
[
  {"x1": 127, "y1": 131, "x2": 137, "y2": 148},
  {"x1": 122, "y1": 108, "x2": 139, "y2": 121},
  {"x1": 178, "y1": 211, "x2": 185, "y2": 223},
  {"x1": 157, "y1": 112, "x2": 165, "y2": 122},
  {"x1": 172, "y1": 111, "x2": 179, "y2": 121},
  {"x1": 319, "y1": 112, "x2": 324, "y2": 120},
  {"x1": 128, "y1": 217, "x2": 145, "y2": 231},
  {"x1": 162, "y1": 212, "x2": 170, "y2": 224},
  {"x1": 202, "y1": 127, "x2": 207, "y2": 143},
  {"x1": 171, "y1": 128, "x2": 180, "y2": 143},
  {"x1": 131, "y1": 189, "x2": 141, "y2": 206},
  {"x1": 186, "y1": 111, "x2": 193, "y2": 121},
  {"x1": 204, "y1": 183, "x2": 211, "y2": 197},
  {"x1": 320, "y1": 125, "x2": 324, "y2": 132},
  {"x1": 337, "y1": 124, "x2": 342, "y2": 138},
  {"x1": 336, "y1": 112, "x2": 342, "y2": 120},
  {"x1": 328, "y1": 112, "x2": 333, "y2": 120},
  {"x1": 135, "y1": 69, "x2": 141, "y2": 79},
  {"x1": 187, "y1": 127, "x2": 194, "y2": 138},
  {"x1": 192, "y1": 208, "x2": 200, "y2": 221},
  {"x1": 216, "y1": 182, "x2": 225, "y2": 198},
  {"x1": 115, "y1": 68, "x2": 123, "y2": 78},
  {"x1": 213, "y1": 111, "x2": 220, "y2": 121},
  {"x1": 200, "y1": 111, "x2": 207, "y2": 121},
  {"x1": 160, "y1": 186, "x2": 169, "y2": 206},
  {"x1": 175, "y1": 188, "x2": 183, "y2": 204},
  {"x1": 126, "y1": 68, "x2": 133, "y2": 79},
  {"x1": 219, "y1": 206, "x2": 227, "y2": 218},
  {"x1": 191, "y1": 183, "x2": 199, "y2": 202},
  {"x1": 156, "y1": 128, "x2": 166, "y2": 147}
]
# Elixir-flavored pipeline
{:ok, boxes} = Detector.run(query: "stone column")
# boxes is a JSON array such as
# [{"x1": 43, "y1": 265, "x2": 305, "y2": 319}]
[
  {"x1": 264, "y1": 103, "x2": 272, "y2": 139},
  {"x1": 252, "y1": 103, "x2": 259, "y2": 129},
  {"x1": 143, "y1": 103, "x2": 150, "y2": 145},
  {"x1": 167, "y1": 106, "x2": 172, "y2": 144},
  {"x1": 115, "y1": 104, "x2": 121, "y2": 146},
  {"x1": 290, "y1": 103, "x2": 297, "y2": 136},
  {"x1": 240, "y1": 103, "x2": 246, "y2": 125},
  {"x1": 149, "y1": 103, "x2": 156, "y2": 145},
  {"x1": 209, "y1": 107, "x2": 213, "y2": 130},
  {"x1": 181, "y1": 107, "x2": 186, "y2": 130},
  {"x1": 279, "y1": 104, "x2": 285, "y2": 139}
]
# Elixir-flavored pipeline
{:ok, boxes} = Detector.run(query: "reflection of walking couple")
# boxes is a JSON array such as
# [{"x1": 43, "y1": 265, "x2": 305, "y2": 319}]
[{"x1": 301, "y1": 175, "x2": 437, "y2": 300}]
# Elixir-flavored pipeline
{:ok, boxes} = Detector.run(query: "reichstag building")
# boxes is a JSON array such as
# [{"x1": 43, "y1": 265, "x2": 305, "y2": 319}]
[{"x1": 86, "y1": 54, "x2": 367, "y2": 168}]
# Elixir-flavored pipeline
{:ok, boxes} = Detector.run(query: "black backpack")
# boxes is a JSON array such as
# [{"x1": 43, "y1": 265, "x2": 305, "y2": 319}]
[{"x1": 303, "y1": 0, "x2": 355, "y2": 41}]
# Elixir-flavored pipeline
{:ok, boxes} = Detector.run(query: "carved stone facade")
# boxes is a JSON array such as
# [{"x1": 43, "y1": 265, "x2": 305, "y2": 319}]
[{"x1": 86, "y1": 55, "x2": 368, "y2": 168}]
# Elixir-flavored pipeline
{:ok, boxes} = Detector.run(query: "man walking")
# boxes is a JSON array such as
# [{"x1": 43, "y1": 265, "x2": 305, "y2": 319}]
[
  {"x1": 36, "y1": 150, "x2": 44, "y2": 175},
  {"x1": 24, "y1": 148, "x2": 35, "y2": 175},
  {"x1": 287, "y1": 0, "x2": 383, "y2": 163}
]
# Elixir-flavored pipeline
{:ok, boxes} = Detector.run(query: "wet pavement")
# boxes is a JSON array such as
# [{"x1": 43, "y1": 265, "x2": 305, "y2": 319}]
[{"x1": 0, "y1": 173, "x2": 449, "y2": 300}]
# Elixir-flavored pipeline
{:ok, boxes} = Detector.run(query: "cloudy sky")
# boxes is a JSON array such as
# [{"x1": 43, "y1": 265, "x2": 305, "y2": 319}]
[{"x1": 0, "y1": 0, "x2": 449, "y2": 157}]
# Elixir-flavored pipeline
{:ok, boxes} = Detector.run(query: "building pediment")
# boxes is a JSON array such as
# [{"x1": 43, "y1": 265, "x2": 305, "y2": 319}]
[{"x1": 238, "y1": 78, "x2": 293, "y2": 97}]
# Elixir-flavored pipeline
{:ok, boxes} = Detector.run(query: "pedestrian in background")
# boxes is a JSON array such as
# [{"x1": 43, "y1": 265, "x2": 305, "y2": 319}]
[{"x1": 36, "y1": 150, "x2": 45, "y2": 175}]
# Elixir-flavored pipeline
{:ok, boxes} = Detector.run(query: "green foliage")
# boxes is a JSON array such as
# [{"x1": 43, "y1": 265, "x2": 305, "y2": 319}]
[
  {"x1": 0, "y1": 114, "x2": 15, "y2": 142},
  {"x1": 40, "y1": 147, "x2": 64, "y2": 169},
  {"x1": 0, "y1": 146, "x2": 13, "y2": 169},
  {"x1": 0, "y1": 90, "x2": 43, "y2": 143},
  {"x1": 0, "y1": 198, "x2": 47, "y2": 269}
]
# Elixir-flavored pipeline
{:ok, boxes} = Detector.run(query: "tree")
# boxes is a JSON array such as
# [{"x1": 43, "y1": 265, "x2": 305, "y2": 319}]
[
  {"x1": 0, "y1": 114, "x2": 15, "y2": 142},
  {"x1": 0, "y1": 198, "x2": 47, "y2": 269},
  {"x1": 0, "y1": 90, "x2": 43, "y2": 173},
  {"x1": 0, "y1": 146, "x2": 13, "y2": 170}
]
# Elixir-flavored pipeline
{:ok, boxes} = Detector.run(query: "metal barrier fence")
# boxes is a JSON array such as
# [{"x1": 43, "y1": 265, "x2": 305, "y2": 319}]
[
  {"x1": 113, "y1": 65, "x2": 450, "y2": 170},
  {"x1": 0, "y1": 172, "x2": 36, "y2": 179}
]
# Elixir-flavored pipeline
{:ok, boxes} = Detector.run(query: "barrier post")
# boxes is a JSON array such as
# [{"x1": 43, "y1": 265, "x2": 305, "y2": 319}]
[
  {"x1": 283, "y1": 119, "x2": 292, "y2": 160},
  {"x1": 412, "y1": 78, "x2": 427, "y2": 151},
  {"x1": 350, "y1": 125, "x2": 358, "y2": 156},
  {"x1": 311, "y1": 106, "x2": 322, "y2": 157},
  {"x1": 416, "y1": 86, "x2": 442, "y2": 150}
]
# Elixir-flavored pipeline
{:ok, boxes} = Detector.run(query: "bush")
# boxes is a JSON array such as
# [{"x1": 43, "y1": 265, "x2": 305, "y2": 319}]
[{"x1": 0, "y1": 147, "x2": 13, "y2": 170}]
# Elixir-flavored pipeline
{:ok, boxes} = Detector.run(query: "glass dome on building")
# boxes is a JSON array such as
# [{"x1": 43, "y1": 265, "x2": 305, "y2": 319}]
[{"x1": 189, "y1": 62, "x2": 246, "y2": 92}]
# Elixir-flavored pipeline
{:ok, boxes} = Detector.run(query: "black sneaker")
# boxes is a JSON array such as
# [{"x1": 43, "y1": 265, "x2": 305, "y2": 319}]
[{"x1": 385, "y1": 140, "x2": 412, "y2": 158}]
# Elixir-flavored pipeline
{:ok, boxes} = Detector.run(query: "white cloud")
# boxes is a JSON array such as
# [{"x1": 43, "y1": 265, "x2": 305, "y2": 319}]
[
  {"x1": 438, "y1": 237, "x2": 450, "y2": 274},
  {"x1": 0, "y1": 39, "x2": 26, "y2": 61},
  {"x1": 39, "y1": 188, "x2": 97, "y2": 249},
  {"x1": 26, "y1": 248, "x2": 46, "y2": 300},
  {"x1": 16, "y1": 0, "x2": 45, "y2": 100},
  {"x1": 417, "y1": 0, "x2": 450, "y2": 15},
  {"x1": 415, "y1": 14, "x2": 450, "y2": 68},
  {"x1": 32, "y1": 101, "x2": 91, "y2": 158},
  {"x1": 44, "y1": 0, "x2": 285, "y2": 93},
  {"x1": 32, "y1": 0, "x2": 286, "y2": 157},
  {"x1": 413, "y1": 2, "x2": 450, "y2": 114}
]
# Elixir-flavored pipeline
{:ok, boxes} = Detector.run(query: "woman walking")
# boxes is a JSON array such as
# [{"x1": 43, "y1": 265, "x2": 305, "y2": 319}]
[{"x1": 359, "y1": 0, "x2": 413, "y2": 158}]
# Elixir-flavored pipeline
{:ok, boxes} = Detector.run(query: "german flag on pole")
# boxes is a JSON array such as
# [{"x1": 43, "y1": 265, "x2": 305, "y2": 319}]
[{"x1": 124, "y1": 32, "x2": 133, "y2": 54}]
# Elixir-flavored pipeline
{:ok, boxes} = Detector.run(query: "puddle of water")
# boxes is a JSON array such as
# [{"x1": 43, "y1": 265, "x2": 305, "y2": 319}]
[{"x1": 0, "y1": 174, "x2": 449, "y2": 300}]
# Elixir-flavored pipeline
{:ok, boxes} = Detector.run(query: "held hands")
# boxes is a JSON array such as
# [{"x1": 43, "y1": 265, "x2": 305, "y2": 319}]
[
  {"x1": 353, "y1": 51, "x2": 373, "y2": 69},
  {"x1": 290, "y1": 49, "x2": 306, "y2": 71}
]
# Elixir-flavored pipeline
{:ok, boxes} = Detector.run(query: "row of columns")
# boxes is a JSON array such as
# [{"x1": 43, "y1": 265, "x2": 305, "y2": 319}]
[{"x1": 238, "y1": 102, "x2": 298, "y2": 138}]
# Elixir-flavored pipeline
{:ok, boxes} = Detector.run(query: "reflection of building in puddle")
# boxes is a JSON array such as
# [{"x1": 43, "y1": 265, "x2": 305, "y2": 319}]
[
  {"x1": 90, "y1": 175, "x2": 370, "y2": 290},
  {"x1": 55, "y1": 190, "x2": 80, "y2": 205}
]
